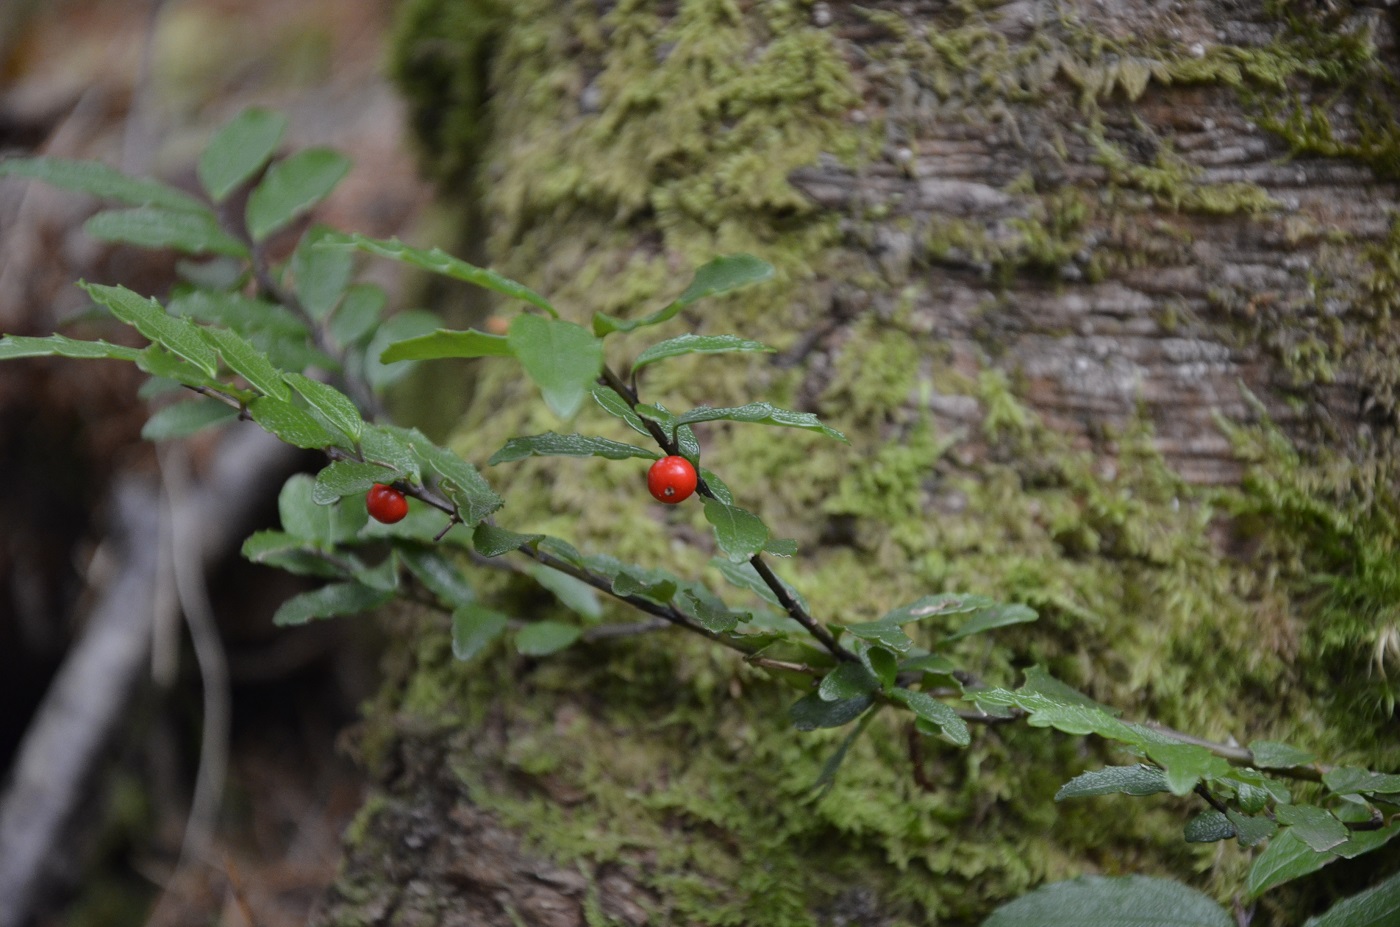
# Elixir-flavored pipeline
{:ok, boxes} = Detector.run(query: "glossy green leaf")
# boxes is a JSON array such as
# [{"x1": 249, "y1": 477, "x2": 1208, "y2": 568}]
[
  {"x1": 1227, "y1": 810, "x2": 1277, "y2": 847},
  {"x1": 489, "y1": 432, "x2": 658, "y2": 465},
  {"x1": 277, "y1": 473, "x2": 366, "y2": 545},
  {"x1": 631, "y1": 333, "x2": 774, "y2": 373},
  {"x1": 790, "y1": 691, "x2": 873, "y2": 731},
  {"x1": 201, "y1": 325, "x2": 290, "y2": 399},
  {"x1": 526, "y1": 564, "x2": 602, "y2": 621},
  {"x1": 516, "y1": 621, "x2": 582, "y2": 657},
  {"x1": 818, "y1": 661, "x2": 880, "y2": 702},
  {"x1": 85, "y1": 283, "x2": 220, "y2": 375},
  {"x1": 890, "y1": 688, "x2": 970, "y2": 746},
  {"x1": 508, "y1": 314, "x2": 604, "y2": 419},
  {"x1": 591, "y1": 385, "x2": 649, "y2": 436},
  {"x1": 135, "y1": 346, "x2": 224, "y2": 391},
  {"x1": 675, "y1": 423, "x2": 701, "y2": 461},
  {"x1": 170, "y1": 290, "x2": 306, "y2": 340},
  {"x1": 763, "y1": 538, "x2": 798, "y2": 557},
  {"x1": 1184, "y1": 811, "x2": 1235, "y2": 843},
  {"x1": 702, "y1": 497, "x2": 770, "y2": 563},
  {"x1": 399, "y1": 545, "x2": 475, "y2": 608},
  {"x1": 452, "y1": 604, "x2": 509, "y2": 661},
  {"x1": 945, "y1": 602, "x2": 1038, "y2": 641},
  {"x1": 1247, "y1": 829, "x2": 1335, "y2": 898},
  {"x1": 272, "y1": 581, "x2": 392, "y2": 626},
  {"x1": 85, "y1": 206, "x2": 249, "y2": 257},
  {"x1": 1055, "y1": 764, "x2": 1171, "y2": 800},
  {"x1": 1250, "y1": 740, "x2": 1316, "y2": 770},
  {"x1": 360, "y1": 425, "x2": 422, "y2": 484},
  {"x1": 321, "y1": 231, "x2": 556, "y2": 315},
  {"x1": 246, "y1": 148, "x2": 350, "y2": 241},
  {"x1": 607, "y1": 563, "x2": 679, "y2": 605},
  {"x1": 140, "y1": 398, "x2": 238, "y2": 441},
  {"x1": 677, "y1": 402, "x2": 848, "y2": 443},
  {"x1": 1277, "y1": 805, "x2": 1349, "y2": 853},
  {"x1": 1323, "y1": 767, "x2": 1400, "y2": 796},
  {"x1": 249, "y1": 397, "x2": 338, "y2": 449},
  {"x1": 699, "y1": 468, "x2": 734, "y2": 504},
  {"x1": 0, "y1": 156, "x2": 206, "y2": 211},
  {"x1": 312, "y1": 461, "x2": 398, "y2": 504},
  {"x1": 1305, "y1": 871, "x2": 1400, "y2": 927},
  {"x1": 473, "y1": 523, "x2": 542, "y2": 558},
  {"x1": 1145, "y1": 742, "x2": 1232, "y2": 796},
  {"x1": 406, "y1": 433, "x2": 502, "y2": 525},
  {"x1": 197, "y1": 107, "x2": 287, "y2": 202},
  {"x1": 983, "y1": 875, "x2": 1233, "y2": 927},
  {"x1": 0, "y1": 334, "x2": 142, "y2": 362},
  {"x1": 283, "y1": 372, "x2": 363, "y2": 443},
  {"x1": 973, "y1": 687, "x2": 1147, "y2": 747},
  {"x1": 291, "y1": 226, "x2": 353, "y2": 319},
  {"x1": 843, "y1": 621, "x2": 914, "y2": 653},
  {"x1": 862, "y1": 645, "x2": 898, "y2": 690},
  {"x1": 380, "y1": 328, "x2": 513, "y2": 363},
  {"x1": 899, "y1": 652, "x2": 958, "y2": 675},
  {"x1": 676, "y1": 588, "x2": 743, "y2": 633},
  {"x1": 672, "y1": 254, "x2": 775, "y2": 307}
]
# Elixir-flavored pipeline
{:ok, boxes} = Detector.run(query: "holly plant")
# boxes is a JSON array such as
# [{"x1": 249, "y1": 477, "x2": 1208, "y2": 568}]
[{"x1": 2, "y1": 108, "x2": 1397, "y2": 927}]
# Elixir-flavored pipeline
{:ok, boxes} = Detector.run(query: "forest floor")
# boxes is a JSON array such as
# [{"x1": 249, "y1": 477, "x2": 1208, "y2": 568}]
[{"x1": 0, "y1": 2, "x2": 434, "y2": 925}]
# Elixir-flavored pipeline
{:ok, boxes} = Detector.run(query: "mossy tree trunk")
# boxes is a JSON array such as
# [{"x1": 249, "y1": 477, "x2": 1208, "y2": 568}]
[{"x1": 314, "y1": 2, "x2": 1400, "y2": 925}]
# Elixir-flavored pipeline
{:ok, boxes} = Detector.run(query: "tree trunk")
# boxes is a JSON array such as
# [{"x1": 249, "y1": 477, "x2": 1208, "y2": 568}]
[{"x1": 315, "y1": 1, "x2": 1400, "y2": 924}]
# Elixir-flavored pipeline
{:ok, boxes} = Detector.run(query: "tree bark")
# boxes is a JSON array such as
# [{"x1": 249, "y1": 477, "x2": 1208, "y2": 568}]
[{"x1": 315, "y1": 1, "x2": 1400, "y2": 924}]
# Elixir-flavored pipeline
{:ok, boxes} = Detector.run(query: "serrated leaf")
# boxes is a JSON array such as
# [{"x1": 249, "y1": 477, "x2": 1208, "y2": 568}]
[
  {"x1": 677, "y1": 402, "x2": 847, "y2": 443},
  {"x1": 1250, "y1": 740, "x2": 1316, "y2": 770},
  {"x1": 291, "y1": 226, "x2": 353, "y2": 319},
  {"x1": 399, "y1": 545, "x2": 474, "y2": 608},
  {"x1": 508, "y1": 314, "x2": 604, "y2": 419},
  {"x1": 360, "y1": 426, "x2": 421, "y2": 484},
  {"x1": 85, "y1": 283, "x2": 221, "y2": 376},
  {"x1": 141, "y1": 398, "x2": 238, "y2": 441},
  {"x1": 135, "y1": 345, "x2": 224, "y2": 390},
  {"x1": 675, "y1": 423, "x2": 701, "y2": 461},
  {"x1": 591, "y1": 385, "x2": 649, "y2": 436},
  {"x1": 283, "y1": 372, "x2": 363, "y2": 443},
  {"x1": 890, "y1": 688, "x2": 970, "y2": 745},
  {"x1": 609, "y1": 564, "x2": 679, "y2": 604},
  {"x1": 1323, "y1": 767, "x2": 1400, "y2": 796},
  {"x1": 312, "y1": 461, "x2": 398, "y2": 504},
  {"x1": 170, "y1": 290, "x2": 306, "y2": 340},
  {"x1": 473, "y1": 523, "x2": 542, "y2": 557},
  {"x1": 197, "y1": 107, "x2": 287, "y2": 202},
  {"x1": 201, "y1": 325, "x2": 290, "y2": 399},
  {"x1": 537, "y1": 536, "x2": 585, "y2": 568},
  {"x1": 763, "y1": 537, "x2": 798, "y2": 557},
  {"x1": 278, "y1": 473, "x2": 366, "y2": 545},
  {"x1": 249, "y1": 396, "x2": 338, "y2": 449},
  {"x1": 973, "y1": 687, "x2": 1146, "y2": 747},
  {"x1": 526, "y1": 564, "x2": 602, "y2": 621},
  {"x1": 983, "y1": 875, "x2": 1233, "y2": 927},
  {"x1": 321, "y1": 231, "x2": 557, "y2": 315},
  {"x1": 246, "y1": 148, "x2": 350, "y2": 241},
  {"x1": 944, "y1": 602, "x2": 1038, "y2": 641},
  {"x1": 85, "y1": 206, "x2": 249, "y2": 257},
  {"x1": 330, "y1": 284, "x2": 386, "y2": 347},
  {"x1": 452, "y1": 604, "x2": 509, "y2": 660},
  {"x1": 381, "y1": 328, "x2": 513, "y2": 363},
  {"x1": 1184, "y1": 810, "x2": 1236, "y2": 843},
  {"x1": 702, "y1": 497, "x2": 770, "y2": 563},
  {"x1": 790, "y1": 691, "x2": 873, "y2": 731},
  {"x1": 1277, "y1": 805, "x2": 1349, "y2": 853},
  {"x1": 516, "y1": 621, "x2": 582, "y2": 657},
  {"x1": 0, "y1": 156, "x2": 206, "y2": 211},
  {"x1": 1247, "y1": 829, "x2": 1335, "y2": 898},
  {"x1": 0, "y1": 334, "x2": 143, "y2": 362},
  {"x1": 272, "y1": 581, "x2": 392, "y2": 626},
  {"x1": 395, "y1": 431, "x2": 501, "y2": 525},
  {"x1": 1055, "y1": 764, "x2": 1171, "y2": 800},
  {"x1": 900, "y1": 652, "x2": 957, "y2": 675},
  {"x1": 1305, "y1": 871, "x2": 1400, "y2": 927},
  {"x1": 631, "y1": 333, "x2": 774, "y2": 374},
  {"x1": 818, "y1": 661, "x2": 880, "y2": 701},
  {"x1": 489, "y1": 432, "x2": 658, "y2": 465}
]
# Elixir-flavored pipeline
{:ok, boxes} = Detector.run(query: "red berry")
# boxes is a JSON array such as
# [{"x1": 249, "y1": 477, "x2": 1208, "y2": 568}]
[
  {"x1": 647, "y1": 455, "x2": 697, "y2": 504},
  {"x1": 366, "y1": 482, "x2": 408, "y2": 524}
]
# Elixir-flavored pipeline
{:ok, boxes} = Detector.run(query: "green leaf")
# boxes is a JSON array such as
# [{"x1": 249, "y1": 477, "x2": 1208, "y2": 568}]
[
  {"x1": 399, "y1": 545, "x2": 474, "y2": 608},
  {"x1": 473, "y1": 523, "x2": 542, "y2": 557},
  {"x1": 676, "y1": 588, "x2": 743, "y2": 633},
  {"x1": 983, "y1": 875, "x2": 1233, "y2": 927},
  {"x1": 380, "y1": 328, "x2": 513, "y2": 363},
  {"x1": 249, "y1": 396, "x2": 338, "y2": 449},
  {"x1": 283, "y1": 372, "x2": 363, "y2": 444},
  {"x1": 290, "y1": 226, "x2": 353, "y2": 319},
  {"x1": 364, "y1": 310, "x2": 440, "y2": 391},
  {"x1": 631, "y1": 333, "x2": 774, "y2": 374},
  {"x1": 603, "y1": 561, "x2": 679, "y2": 604},
  {"x1": 1277, "y1": 805, "x2": 1349, "y2": 853},
  {"x1": 489, "y1": 432, "x2": 658, "y2": 465},
  {"x1": 591, "y1": 385, "x2": 650, "y2": 436},
  {"x1": 330, "y1": 285, "x2": 386, "y2": 347},
  {"x1": 360, "y1": 426, "x2": 422, "y2": 484},
  {"x1": 1335, "y1": 820, "x2": 1400, "y2": 860},
  {"x1": 1323, "y1": 767, "x2": 1400, "y2": 796},
  {"x1": 525, "y1": 564, "x2": 603, "y2": 621},
  {"x1": 200, "y1": 325, "x2": 291, "y2": 400},
  {"x1": 677, "y1": 402, "x2": 848, "y2": 443},
  {"x1": 516, "y1": 621, "x2": 582, "y2": 657},
  {"x1": 245, "y1": 148, "x2": 350, "y2": 241},
  {"x1": 672, "y1": 254, "x2": 775, "y2": 307},
  {"x1": 0, "y1": 156, "x2": 206, "y2": 211},
  {"x1": 702, "y1": 497, "x2": 770, "y2": 563},
  {"x1": 85, "y1": 283, "x2": 220, "y2": 376},
  {"x1": 197, "y1": 107, "x2": 288, "y2": 202},
  {"x1": 1055, "y1": 765, "x2": 1171, "y2": 800},
  {"x1": 135, "y1": 346, "x2": 223, "y2": 390},
  {"x1": 1246, "y1": 829, "x2": 1336, "y2": 899},
  {"x1": 790, "y1": 691, "x2": 873, "y2": 731},
  {"x1": 900, "y1": 652, "x2": 957, "y2": 675},
  {"x1": 85, "y1": 206, "x2": 249, "y2": 257},
  {"x1": 1250, "y1": 740, "x2": 1316, "y2": 770},
  {"x1": 973, "y1": 687, "x2": 1147, "y2": 747},
  {"x1": 890, "y1": 688, "x2": 970, "y2": 746},
  {"x1": 397, "y1": 430, "x2": 502, "y2": 525},
  {"x1": 764, "y1": 538, "x2": 798, "y2": 557},
  {"x1": 278, "y1": 474, "x2": 366, "y2": 545},
  {"x1": 1227, "y1": 810, "x2": 1277, "y2": 847},
  {"x1": 699, "y1": 468, "x2": 734, "y2": 504},
  {"x1": 843, "y1": 621, "x2": 914, "y2": 653},
  {"x1": 141, "y1": 399, "x2": 238, "y2": 441},
  {"x1": 272, "y1": 581, "x2": 391, "y2": 626},
  {"x1": 321, "y1": 232, "x2": 557, "y2": 316},
  {"x1": 452, "y1": 604, "x2": 509, "y2": 661},
  {"x1": 1305, "y1": 871, "x2": 1400, "y2": 927},
  {"x1": 507, "y1": 314, "x2": 604, "y2": 419},
  {"x1": 945, "y1": 602, "x2": 1038, "y2": 641},
  {"x1": 1184, "y1": 811, "x2": 1235, "y2": 843},
  {"x1": 1144, "y1": 742, "x2": 1233, "y2": 796},
  {"x1": 0, "y1": 334, "x2": 143, "y2": 362},
  {"x1": 818, "y1": 662, "x2": 880, "y2": 701},
  {"x1": 862, "y1": 645, "x2": 898, "y2": 690},
  {"x1": 312, "y1": 461, "x2": 398, "y2": 504}
]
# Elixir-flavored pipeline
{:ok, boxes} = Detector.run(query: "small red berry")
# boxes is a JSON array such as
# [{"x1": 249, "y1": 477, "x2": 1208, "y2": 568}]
[
  {"x1": 647, "y1": 455, "x2": 697, "y2": 504},
  {"x1": 366, "y1": 482, "x2": 408, "y2": 524}
]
